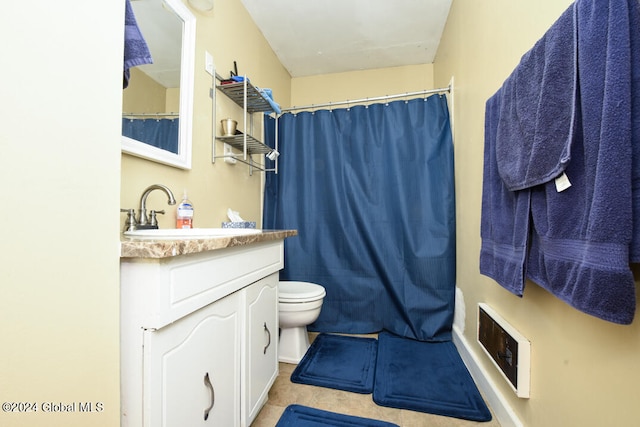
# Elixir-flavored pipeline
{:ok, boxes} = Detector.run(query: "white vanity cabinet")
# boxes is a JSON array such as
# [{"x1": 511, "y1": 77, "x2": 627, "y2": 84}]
[
  {"x1": 145, "y1": 292, "x2": 241, "y2": 426},
  {"x1": 242, "y1": 274, "x2": 279, "y2": 425},
  {"x1": 120, "y1": 239, "x2": 286, "y2": 427}
]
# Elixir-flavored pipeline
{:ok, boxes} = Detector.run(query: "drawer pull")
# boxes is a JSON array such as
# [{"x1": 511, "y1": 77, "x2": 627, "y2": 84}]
[
  {"x1": 203, "y1": 372, "x2": 215, "y2": 420},
  {"x1": 263, "y1": 322, "x2": 271, "y2": 354}
]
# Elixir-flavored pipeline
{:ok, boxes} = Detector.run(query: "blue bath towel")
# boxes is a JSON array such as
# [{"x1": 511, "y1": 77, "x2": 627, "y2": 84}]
[
  {"x1": 630, "y1": 0, "x2": 640, "y2": 262},
  {"x1": 480, "y1": 93, "x2": 530, "y2": 297},
  {"x1": 123, "y1": 0, "x2": 153, "y2": 89},
  {"x1": 481, "y1": 0, "x2": 640, "y2": 324},
  {"x1": 495, "y1": 4, "x2": 577, "y2": 191}
]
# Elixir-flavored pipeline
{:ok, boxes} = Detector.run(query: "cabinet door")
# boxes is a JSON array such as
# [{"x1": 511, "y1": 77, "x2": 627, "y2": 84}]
[
  {"x1": 144, "y1": 292, "x2": 241, "y2": 427},
  {"x1": 243, "y1": 273, "x2": 279, "y2": 426}
]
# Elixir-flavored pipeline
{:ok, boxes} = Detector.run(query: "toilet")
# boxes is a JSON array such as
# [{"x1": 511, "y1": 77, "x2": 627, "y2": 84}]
[{"x1": 278, "y1": 281, "x2": 326, "y2": 364}]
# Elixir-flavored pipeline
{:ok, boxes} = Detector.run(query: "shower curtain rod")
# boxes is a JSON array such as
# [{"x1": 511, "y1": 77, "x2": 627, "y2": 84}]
[
  {"x1": 122, "y1": 112, "x2": 179, "y2": 118},
  {"x1": 281, "y1": 85, "x2": 451, "y2": 113}
]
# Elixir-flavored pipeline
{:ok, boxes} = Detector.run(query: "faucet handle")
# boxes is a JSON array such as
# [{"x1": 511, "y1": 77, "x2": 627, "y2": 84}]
[
  {"x1": 120, "y1": 208, "x2": 137, "y2": 232},
  {"x1": 149, "y1": 209, "x2": 165, "y2": 228}
]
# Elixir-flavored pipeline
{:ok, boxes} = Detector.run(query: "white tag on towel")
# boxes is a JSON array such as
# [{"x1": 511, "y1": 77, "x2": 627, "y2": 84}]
[{"x1": 555, "y1": 172, "x2": 572, "y2": 192}]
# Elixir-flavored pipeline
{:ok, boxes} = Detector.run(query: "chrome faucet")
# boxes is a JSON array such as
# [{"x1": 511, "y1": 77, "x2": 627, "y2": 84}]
[{"x1": 137, "y1": 184, "x2": 177, "y2": 229}]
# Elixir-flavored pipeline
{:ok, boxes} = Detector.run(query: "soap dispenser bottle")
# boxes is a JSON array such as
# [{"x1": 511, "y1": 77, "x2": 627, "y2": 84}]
[{"x1": 176, "y1": 190, "x2": 194, "y2": 229}]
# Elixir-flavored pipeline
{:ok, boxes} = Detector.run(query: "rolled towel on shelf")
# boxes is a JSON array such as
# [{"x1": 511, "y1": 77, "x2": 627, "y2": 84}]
[{"x1": 258, "y1": 88, "x2": 282, "y2": 114}]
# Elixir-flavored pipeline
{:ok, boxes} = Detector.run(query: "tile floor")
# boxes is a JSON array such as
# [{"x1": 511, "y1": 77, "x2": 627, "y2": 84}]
[{"x1": 251, "y1": 333, "x2": 502, "y2": 427}]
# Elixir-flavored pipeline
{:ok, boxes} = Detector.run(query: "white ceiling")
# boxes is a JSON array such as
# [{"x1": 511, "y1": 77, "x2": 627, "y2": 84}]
[
  {"x1": 130, "y1": 0, "x2": 452, "y2": 87},
  {"x1": 240, "y1": 0, "x2": 453, "y2": 77},
  {"x1": 131, "y1": 0, "x2": 183, "y2": 88}
]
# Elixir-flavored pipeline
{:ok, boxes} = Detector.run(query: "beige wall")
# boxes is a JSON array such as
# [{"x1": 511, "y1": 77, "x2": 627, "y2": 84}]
[
  {"x1": 0, "y1": 2, "x2": 123, "y2": 427},
  {"x1": 121, "y1": 0, "x2": 291, "y2": 231},
  {"x1": 122, "y1": 68, "x2": 167, "y2": 113},
  {"x1": 291, "y1": 64, "x2": 434, "y2": 108},
  {"x1": 434, "y1": 1, "x2": 640, "y2": 426}
]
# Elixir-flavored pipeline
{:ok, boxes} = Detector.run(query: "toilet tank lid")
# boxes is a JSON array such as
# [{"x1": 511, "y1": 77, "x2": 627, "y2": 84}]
[{"x1": 279, "y1": 281, "x2": 326, "y2": 300}]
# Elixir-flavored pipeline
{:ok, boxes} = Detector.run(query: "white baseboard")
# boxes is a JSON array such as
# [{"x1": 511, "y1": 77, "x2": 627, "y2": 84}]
[{"x1": 452, "y1": 326, "x2": 523, "y2": 427}]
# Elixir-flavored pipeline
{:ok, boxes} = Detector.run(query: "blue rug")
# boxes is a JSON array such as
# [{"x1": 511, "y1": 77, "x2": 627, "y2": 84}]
[
  {"x1": 373, "y1": 331, "x2": 492, "y2": 422},
  {"x1": 290, "y1": 333, "x2": 378, "y2": 393},
  {"x1": 275, "y1": 404, "x2": 399, "y2": 427}
]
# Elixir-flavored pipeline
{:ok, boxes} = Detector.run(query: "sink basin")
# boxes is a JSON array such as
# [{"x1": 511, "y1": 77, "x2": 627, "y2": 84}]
[{"x1": 124, "y1": 228, "x2": 262, "y2": 239}]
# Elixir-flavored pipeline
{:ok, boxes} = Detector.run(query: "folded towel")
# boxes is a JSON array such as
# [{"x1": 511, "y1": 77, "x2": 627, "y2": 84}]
[
  {"x1": 123, "y1": 0, "x2": 153, "y2": 89},
  {"x1": 495, "y1": 5, "x2": 577, "y2": 191},
  {"x1": 481, "y1": 0, "x2": 639, "y2": 324}
]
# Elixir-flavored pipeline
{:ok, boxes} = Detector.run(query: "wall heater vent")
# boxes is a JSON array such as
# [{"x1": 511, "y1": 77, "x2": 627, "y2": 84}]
[{"x1": 477, "y1": 303, "x2": 530, "y2": 398}]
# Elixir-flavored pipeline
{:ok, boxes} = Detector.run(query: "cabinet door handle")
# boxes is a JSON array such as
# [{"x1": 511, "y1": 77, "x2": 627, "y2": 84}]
[
  {"x1": 203, "y1": 372, "x2": 215, "y2": 421},
  {"x1": 263, "y1": 322, "x2": 271, "y2": 354}
]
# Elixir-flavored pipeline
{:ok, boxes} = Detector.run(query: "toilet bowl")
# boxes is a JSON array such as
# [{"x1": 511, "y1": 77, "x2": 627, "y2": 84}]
[{"x1": 278, "y1": 281, "x2": 326, "y2": 364}]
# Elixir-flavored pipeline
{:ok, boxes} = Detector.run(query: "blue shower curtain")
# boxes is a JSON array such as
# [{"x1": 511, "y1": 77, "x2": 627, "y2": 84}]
[
  {"x1": 122, "y1": 118, "x2": 179, "y2": 153},
  {"x1": 264, "y1": 95, "x2": 455, "y2": 342}
]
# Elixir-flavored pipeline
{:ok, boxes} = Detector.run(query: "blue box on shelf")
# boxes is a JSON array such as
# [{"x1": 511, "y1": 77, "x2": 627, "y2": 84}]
[{"x1": 221, "y1": 221, "x2": 256, "y2": 229}]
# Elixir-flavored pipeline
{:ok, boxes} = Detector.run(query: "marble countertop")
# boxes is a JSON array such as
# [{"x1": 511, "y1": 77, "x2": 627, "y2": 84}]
[{"x1": 120, "y1": 229, "x2": 297, "y2": 259}]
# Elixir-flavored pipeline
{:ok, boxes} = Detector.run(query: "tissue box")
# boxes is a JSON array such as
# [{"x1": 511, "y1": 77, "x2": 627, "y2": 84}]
[{"x1": 221, "y1": 221, "x2": 256, "y2": 229}]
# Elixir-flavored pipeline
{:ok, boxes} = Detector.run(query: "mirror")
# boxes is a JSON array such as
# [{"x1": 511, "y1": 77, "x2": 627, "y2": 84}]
[{"x1": 122, "y1": 0, "x2": 196, "y2": 169}]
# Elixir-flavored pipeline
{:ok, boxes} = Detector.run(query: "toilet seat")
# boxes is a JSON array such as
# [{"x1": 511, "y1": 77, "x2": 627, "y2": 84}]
[{"x1": 279, "y1": 281, "x2": 326, "y2": 303}]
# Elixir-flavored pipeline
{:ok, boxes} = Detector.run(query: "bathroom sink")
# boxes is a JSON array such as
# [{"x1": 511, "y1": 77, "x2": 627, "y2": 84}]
[{"x1": 124, "y1": 228, "x2": 262, "y2": 239}]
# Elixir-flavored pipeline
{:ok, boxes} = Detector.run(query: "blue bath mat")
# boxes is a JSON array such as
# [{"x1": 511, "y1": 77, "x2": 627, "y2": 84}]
[
  {"x1": 291, "y1": 333, "x2": 378, "y2": 393},
  {"x1": 275, "y1": 404, "x2": 399, "y2": 427},
  {"x1": 373, "y1": 332, "x2": 492, "y2": 422}
]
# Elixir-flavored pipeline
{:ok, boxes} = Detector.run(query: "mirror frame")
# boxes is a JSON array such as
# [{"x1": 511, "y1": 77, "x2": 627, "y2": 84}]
[{"x1": 121, "y1": 0, "x2": 196, "y2": 169}]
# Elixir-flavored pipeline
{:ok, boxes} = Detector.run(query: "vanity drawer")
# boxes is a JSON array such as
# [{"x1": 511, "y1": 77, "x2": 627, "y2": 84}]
[{"x1": 121, "y1": 240, "x2": 284, "y2": 329}]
